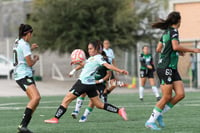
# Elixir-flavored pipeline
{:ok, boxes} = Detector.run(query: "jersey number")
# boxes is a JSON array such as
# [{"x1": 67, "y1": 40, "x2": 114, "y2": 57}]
[{"x1": 13, "y1": 50, "x2": 18, "y2": 66}]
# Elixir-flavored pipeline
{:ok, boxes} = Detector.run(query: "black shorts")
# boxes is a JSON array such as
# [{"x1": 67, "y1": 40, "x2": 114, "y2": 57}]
[
  {"x1": 96, "y1": 83, "x2": 106, "y2": 95},
  {"x1": 157, "y1": 68, "x2": 182, "y2": 85},
  {"x1": 110, "y1": 71, "x2": 115, "y2": 79},
  {"x1": 69, "y1": 80, "x2": 98, "y2": 98},
  {"x1": 16, "y1": 76, "x2": 35, "y2": 91},
  {"x1": 140, "y1": 69, "x2": 154, "y2": 78}
]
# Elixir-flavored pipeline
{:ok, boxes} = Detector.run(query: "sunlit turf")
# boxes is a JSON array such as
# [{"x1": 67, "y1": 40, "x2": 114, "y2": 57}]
[{"x1": 0, "y1": 92, "x2": 200, "y2": 133}]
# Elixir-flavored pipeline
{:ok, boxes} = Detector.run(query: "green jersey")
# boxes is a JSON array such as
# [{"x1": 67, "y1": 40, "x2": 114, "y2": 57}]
[
  {"x1": 157, "y1": 27, "x2": 179, "y2": 69},
  {"x1": 140, "y1": 53, "x2": 154, "y2": 70}
]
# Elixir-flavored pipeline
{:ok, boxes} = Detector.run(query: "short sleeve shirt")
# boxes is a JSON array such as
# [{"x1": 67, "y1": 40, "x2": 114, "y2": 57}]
[
  {"x1": 79, "y1": 54, "x2": 107, "y2": 84},
  {"x1": 13, "y1": 38, "x2": 33, "y2": 80},
  {"x1": 157, "y1": 27, "x2": 179, "y2": 69},
  {"x1": 103, "y1": 48, "x2": 115, "y2": 64}
]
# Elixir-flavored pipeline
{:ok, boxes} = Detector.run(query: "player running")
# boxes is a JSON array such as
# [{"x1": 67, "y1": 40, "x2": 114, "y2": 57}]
[
  {"x1": 70, "y1": 51, "x2": 111, "y2": 122},
  {"x1": 139, "y1": 45, "x2": 160, "y2": 101},
  {"x1": 44, "y1": 40, "x2": 128, "y2": 124},
  {"x1": 13, "y1": 24, "x2": 40, "y2": 133},
  {"x1": 145, "y1": 11, "x2": 200, "y2": 130}
]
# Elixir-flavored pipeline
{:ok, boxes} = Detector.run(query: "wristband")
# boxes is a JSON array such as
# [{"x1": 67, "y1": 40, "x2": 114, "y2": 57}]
[
  {"x1": 69, "y1": 69, "x2": 76, "y2": 75},
  {"x1": 98, "y1": 79, "x2": 104, "y2": 83}
]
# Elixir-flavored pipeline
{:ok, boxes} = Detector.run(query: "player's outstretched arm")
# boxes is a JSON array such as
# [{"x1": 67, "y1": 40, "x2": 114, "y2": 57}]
[{"x1": 103, "y1": 63, "x2": 128, "y2": 75}]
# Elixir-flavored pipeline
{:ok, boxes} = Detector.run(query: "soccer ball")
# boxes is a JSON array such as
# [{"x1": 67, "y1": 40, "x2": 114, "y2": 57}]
[{"x1": 70, "y1": 49, "x2": 86, "y2": 65}]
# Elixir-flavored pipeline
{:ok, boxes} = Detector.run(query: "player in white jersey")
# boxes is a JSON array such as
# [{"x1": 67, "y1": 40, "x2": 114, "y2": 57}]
[
  {"x1": 13, "y1": 24, "x2": 40, "y2": 133},
  {"x1": 44, "y1": 40, "x2": 128, "y2": 124}
]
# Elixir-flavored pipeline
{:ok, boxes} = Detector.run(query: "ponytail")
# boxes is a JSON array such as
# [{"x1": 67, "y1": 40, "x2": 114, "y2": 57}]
[
  {"x1": 152, "y1": 11, "x2": 181, "y2": 30},
  {"x1": 18, "y1": 24, "x2": 33, "y2": 39}
]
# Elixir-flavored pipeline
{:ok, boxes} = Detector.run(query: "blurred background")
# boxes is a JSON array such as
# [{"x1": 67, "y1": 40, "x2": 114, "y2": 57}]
[{"x1": 0, "y1": 0, "x2": 199, "y2": 89}]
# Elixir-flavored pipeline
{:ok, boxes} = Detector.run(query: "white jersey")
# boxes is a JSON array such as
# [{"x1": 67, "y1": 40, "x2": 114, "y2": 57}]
[
  {"x1": 13, "y1": 38, "x2": 33, "y2": 80},
  {"x1": 79, "y1": 54, "x2": 106, "y2": 84},
  {"x1": 103, "y1": 48, "x2": 115, "y2": 64}
]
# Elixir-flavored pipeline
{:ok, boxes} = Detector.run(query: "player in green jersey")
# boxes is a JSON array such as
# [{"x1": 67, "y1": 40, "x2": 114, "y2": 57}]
[
  {"x1": 145, "y1": 11, "x2": 200, "y2": 130},
  {"x1": 139, "y1": 45, "x2": 160, "y2": 101}
]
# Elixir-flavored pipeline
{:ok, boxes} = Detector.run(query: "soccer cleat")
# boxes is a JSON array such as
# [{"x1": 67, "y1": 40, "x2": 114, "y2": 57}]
[
  {"x1": 118, "y1": 108, "x2": 128, "y2": 121},
  {"x1": 145, "y1": 122, "x2": 161, "y2": 130},
  {"x1": 44, "y1": 117, "x2": 59, "y2": 124},
  {"x1": 71, "y1": 111, "x2": 79, "y2": 119},
  {"x1": 17, "y1": 125, "x2": 33, "y2": 133},
  {"x1": 157, "y1": 115, "x2": 165, "y2": 128},
  {"x1": 139, "y1": 98, "x2": 143, "y2": 102},
  {"x1": 79, "y1": 116, "x2": 87, "y2": 122}
]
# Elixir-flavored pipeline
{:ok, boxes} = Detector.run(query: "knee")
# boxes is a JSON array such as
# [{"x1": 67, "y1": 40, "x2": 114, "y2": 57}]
[
  {"x1": 177, "y1": 93, "x2": 185, "y2": 100},
  {"x1": 33, "y1": 95, "x2": 41, "y2": 104}
]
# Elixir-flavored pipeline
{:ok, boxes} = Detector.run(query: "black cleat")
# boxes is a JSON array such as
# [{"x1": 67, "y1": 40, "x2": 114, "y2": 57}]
[
  {"x1": 17, "y1": 126, "x2": 33, "y2": 133},
  {"x1": 139, "y1": 98, "x2": 143, "y2": 102},
  {"x1": 156, "y1": 97, "x2": 161, "y2": 101}
]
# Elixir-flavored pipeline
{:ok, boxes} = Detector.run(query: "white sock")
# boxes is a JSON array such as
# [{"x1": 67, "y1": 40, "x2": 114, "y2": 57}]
[
  {"x1": 83, "y1": 107, "x2": 93, "y2": 117},
  {"x1": 74, "y1": 97, "x2": 85, "y2": 112},
  {"x1": 161, "y1": 103, "x2": 173, "y2": 115},
  {"x1": 152, "y1": 86, "x2": 160, "y2": 97},
  {"x1": 147, "y1": 107, "x2": 162, "y2": 123},
  {"x1": 139, "y1": 86, "x2": 144, "y2": 99}
]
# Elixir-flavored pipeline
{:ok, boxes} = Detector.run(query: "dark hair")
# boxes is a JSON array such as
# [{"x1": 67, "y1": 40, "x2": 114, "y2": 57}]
[
  {"x1": 142, "y1": 45, "x2": 149, "y2": 50},
  {"x1": 19, "y1": 24, "x2": 33, "y2": 39},
  {"x1": 89, "y1": 40, "x2": 103, "y2": 53},
  {"x1": 152, "y1": 11, "x2": 181, "y2": 30}
]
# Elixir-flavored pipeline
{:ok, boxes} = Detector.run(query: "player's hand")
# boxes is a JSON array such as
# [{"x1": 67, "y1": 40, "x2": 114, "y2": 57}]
[
  {"x1": 33, "y1": 55, "x2": 39, "y2": 61},
  {"x1": 179, "y1": 51, "x2": 185, "y2": 56},
  {"x1": 147, "y1": 65, "x2": 153, "y2": 69},
  {"x1": 193, "y1": 48, "x2": 200, "y2": 53},
  {"x1": 119, "y1": 70, "x2": 128, "y2": 75},
  {"x1": 31, "y1": 43, "x2": 39, "y2": 50}
]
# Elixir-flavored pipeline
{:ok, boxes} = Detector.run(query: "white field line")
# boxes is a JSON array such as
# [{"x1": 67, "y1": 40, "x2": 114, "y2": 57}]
[{"x1": 0, "y1": 102, "x2": 200, "y2": 110}]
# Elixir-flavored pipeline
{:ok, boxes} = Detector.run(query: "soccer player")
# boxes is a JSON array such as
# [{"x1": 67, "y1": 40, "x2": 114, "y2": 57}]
[
  {"x1": 44, "y1": 40, "x2": 128, "y2": 124},
  {"x1": 13, "y1": 24, "x2": 40, "y2": 133},
  {"x1": 145, "y1": 11, "x2": 200, "y2": 130},
  {"x1": 70, "y1": 51, "x2": 111, "y2": 122},
  {"x1": 139, "y1": 46, "x2": 160, "y2": 101},
  {"x1": 102, "y1": 40, "x2": 118, "y2": 102}
]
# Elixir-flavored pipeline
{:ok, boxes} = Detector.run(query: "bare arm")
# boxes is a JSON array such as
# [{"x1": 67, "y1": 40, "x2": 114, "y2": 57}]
[
  {"x1": 25, "y1": 55, "x2": 39, "y2": 67},
  {"x1": 156, "y1": 42, "x2": 163, "y2": 53},
  {"x1": 172, "y1": 40, "x2": 200, "y2": 53},
  {"x1": 103, "y1": 63, "x2": 128, "y2": 75},
  {"x1": 68, "y1": 63, "x2": 84, "y2": 77}
]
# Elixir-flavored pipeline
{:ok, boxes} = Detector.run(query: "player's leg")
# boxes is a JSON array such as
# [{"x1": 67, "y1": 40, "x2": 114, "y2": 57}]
[
  {"x1": 79, "y1": 100, "x2": 94, "y2": 122},
  {"x1": 17, "y1": 77, "x2": 41, "y2": 133},
  {"x1": 149, "y1": 78, "x2": 160, "y2": 101},
  {"x1": 90, "y1": 96, "x2": 128, "y2": 121},
  {"x1": 44, "y1": 80, "x2": 83, "y2": 124},
  {"x1": 145, "y1": 83, "x2": 172, "y2": 130},
  {"x1": 71, "y1": 93, "x2": 87, "y2": 119},
  {"x1": 139, "y1": 77, "x2": 146, "y2": 101}
]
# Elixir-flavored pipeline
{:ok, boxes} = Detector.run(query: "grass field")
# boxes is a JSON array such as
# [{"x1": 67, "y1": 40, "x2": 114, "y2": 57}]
[{"x1": 0, "y1": 92, "x2": 200, "y2": 133}]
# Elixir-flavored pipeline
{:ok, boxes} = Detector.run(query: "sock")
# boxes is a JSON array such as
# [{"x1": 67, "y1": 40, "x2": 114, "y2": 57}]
[
  {"x1": 74, "y1": 97, "x2": 85, "y2": 112},
  {"x1": 103, "y1": 103, "x2": 119, "y2": 113},
  {"x1": 20, "y1": 108, "x2": 33, "y2": 128},
  {"x1": 55, "y1": 105, "x2": 67, "y2": 119},
  {"x1": 83, "y1": 107, "x2": 93, "y2": 117},
  {"x1": 147, "y1": 106, "x2": 162, "y2": 123},
  {"x1": 152, "y1": 86, "x2": 160, "y2": 97},
  {"x1": 139, "y1": 86, "x2": 144, "y2": 99},
  {"x1": 161, "y1": 102, "x2": 174, "y2": 115}
]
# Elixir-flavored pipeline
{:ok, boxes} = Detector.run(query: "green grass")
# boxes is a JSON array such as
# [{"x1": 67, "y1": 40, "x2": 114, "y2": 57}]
[{"x1": 0, "y1": 92, "x2": 200, "y2": 133}]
